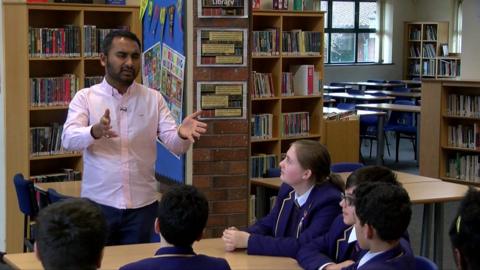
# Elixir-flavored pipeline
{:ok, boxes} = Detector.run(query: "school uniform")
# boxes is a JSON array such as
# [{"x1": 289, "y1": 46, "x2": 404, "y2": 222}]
[
  {"x1": 341, "y1": 241, "x2": 415, "y2": 270},
  {"x1": 297, "y1": 215, "x2": 412, "y2": 270},
  {"x1": 119, "y1": 246, "x2": 231, "y2": 270},
  {"x1": 247, "y1": 182, "x2": 342, "y2": 257}
]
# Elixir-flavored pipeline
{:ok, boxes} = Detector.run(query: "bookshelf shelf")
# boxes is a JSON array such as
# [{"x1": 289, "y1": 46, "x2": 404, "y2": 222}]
[
  {"x1": 4, "y1": 2, "x2": 140, "y2": 252},
  {"x1": 441, "y1": 146, "x2": 480, "y2": 153},
  {"x1": 442, "y1": 115, "x2": 480, "y2": 120},
  {"x1": 441, "y1": 177, "x2": 480, "y2": 187},
  {"x1": 250, "y1": 10, "x2": 324, "y2": 178}
]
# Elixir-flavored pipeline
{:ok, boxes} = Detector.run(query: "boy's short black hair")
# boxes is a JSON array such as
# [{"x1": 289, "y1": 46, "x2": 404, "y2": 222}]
[
  {"x1": 449, "y1": 188, "x2": 480, "y2": 270},
  {"x1": 157, "y1": 185, "x2": 209, "y2": 247},
  {"x1": 346, "y1": 165, "x2": 399, "y2": 190},
  {"x1": 102, "y1": 30, "x2": 142, "y2": 55},
  {"x1": 354, "y1": 182, "x2": 411, "y2": 241},
  {"x1": 36, "y1": 198, "x2": 107, "y2": 270}
]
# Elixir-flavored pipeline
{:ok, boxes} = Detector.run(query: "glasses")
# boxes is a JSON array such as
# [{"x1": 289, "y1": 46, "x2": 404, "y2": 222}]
[{"x1": 341, "y1": 193, "x2": 355, "y2": 206}]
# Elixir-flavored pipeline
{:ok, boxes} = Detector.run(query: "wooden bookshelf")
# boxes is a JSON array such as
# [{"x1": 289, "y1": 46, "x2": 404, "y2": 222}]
[
  {"x1": 404, "y1": 21, "x2": 449, "y2": 79},
  {"x1": 3, "y1": 2, "x2": 139, "y2": 252},
  {"x1": 420, "y1": 79, "x2": 480, "y2": 187},
  {"x1": 250, "y1": 10, "x2": 324, "y2": 178}
]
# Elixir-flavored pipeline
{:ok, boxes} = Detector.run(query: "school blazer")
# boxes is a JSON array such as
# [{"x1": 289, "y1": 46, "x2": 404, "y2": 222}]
[
  {"x1": 247, "y1": 182, "x2": 342, "y2": 257},
  {"x1": 119, "y1": 246, "x2": 231, "y2": 270},
  {"x1": 341, "y1": 242, "x2": 415, "y2": 270}
]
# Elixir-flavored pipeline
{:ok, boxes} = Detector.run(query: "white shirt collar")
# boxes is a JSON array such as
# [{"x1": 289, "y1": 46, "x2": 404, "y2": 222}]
[
  {"x1": 357, "y1": 250, "x2": 385, "y2": 268},
  {"x1": 295, "y1": 185, "x2": 314, "y2": 207},
  {"x1": 348, "y1": 226, "x2": 357, "y2": 243}
]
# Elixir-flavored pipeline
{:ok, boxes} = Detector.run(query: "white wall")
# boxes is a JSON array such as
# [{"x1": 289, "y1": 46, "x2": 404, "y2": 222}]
[
  {"x1": 0, "y1": 2, "x2": 7, "y2": 251},
  {"x1": 460, "y1": 0, "x2": 480, "y2": 79}
]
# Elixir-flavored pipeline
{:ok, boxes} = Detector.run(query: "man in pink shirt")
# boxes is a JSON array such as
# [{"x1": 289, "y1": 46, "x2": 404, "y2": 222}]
[{"x1": 62, "y1": 30, "x2": 207, "y2": 245}]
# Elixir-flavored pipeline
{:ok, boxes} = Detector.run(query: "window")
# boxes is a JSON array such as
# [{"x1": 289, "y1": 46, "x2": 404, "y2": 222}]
[{"x1": 321, "y1": 0, "x2": 380, "y2": 64}]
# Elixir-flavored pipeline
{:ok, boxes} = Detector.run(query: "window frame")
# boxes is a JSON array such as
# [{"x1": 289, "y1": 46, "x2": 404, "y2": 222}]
[{"x1": 323, "y1": 0, "x2": 379, "y2": 64}]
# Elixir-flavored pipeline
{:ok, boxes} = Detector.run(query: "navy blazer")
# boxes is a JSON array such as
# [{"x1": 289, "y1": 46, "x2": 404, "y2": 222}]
[
  {"x1": 342, "y1": 242, "x2": 415, "y2": 270},
  {"x1": 247, "y1": 182, "x2": 342, "y2": 257},
  {"x1": 119, "y1": 246, "x2": 231, "y2": 270},
  {"x1": 297, "y1": 215, "x2": 413, "y2": 270}
]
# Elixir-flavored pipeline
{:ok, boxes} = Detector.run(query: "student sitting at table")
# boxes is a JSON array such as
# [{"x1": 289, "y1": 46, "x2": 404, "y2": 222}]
[
  {"x1": 35, "y1": 198, "x2": 107, "y2": 270},
  {"x1": 449, "y1": 188, "x2": 480, "y2": 270},
  {"x1": 344, "y1": 182, "x2": 414, "y2": 270},
  {"x1": 120, "y1": 185, "x2": 231, "y2": 270},
  {"x1": 223, "y1": 140, "x2": 343, "y2": 257},
  {"x1": 297, "y1": 166, "x2": 409, "y2": 270}
]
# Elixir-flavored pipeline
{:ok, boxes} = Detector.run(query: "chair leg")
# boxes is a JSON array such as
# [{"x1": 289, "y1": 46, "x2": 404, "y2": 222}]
[
  {"x1": 395, "y1": 132, "x2": 400, "y2": 163},
  {"x1": 412, "y1": 137, "x2": 417, "y2": 160},
  {"x1": 384, "y1": 131, "x2": 391, "y2": 157},
  {"x1": 23, "y1": 216, "x2": 27, "y2": 252}
]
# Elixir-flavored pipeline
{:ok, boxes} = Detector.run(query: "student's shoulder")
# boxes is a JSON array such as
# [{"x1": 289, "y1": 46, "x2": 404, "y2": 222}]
[
  {"x1": 311, "y1": 182, "x2": 342, "y2": 202},
  {"x1": 118, "y1": 257, "x2": 158, "y2": 270},
  {"x1": 195, "y1": 255, "x2": 231, "y2": 270}
]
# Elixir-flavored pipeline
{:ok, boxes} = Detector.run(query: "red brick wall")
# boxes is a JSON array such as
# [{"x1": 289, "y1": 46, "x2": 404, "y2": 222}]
[{"x1": 192, "y1": 2, "x2": 251, "y2": 238}]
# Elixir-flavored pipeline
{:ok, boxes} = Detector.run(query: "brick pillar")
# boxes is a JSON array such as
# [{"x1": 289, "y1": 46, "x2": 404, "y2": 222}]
[{"x1": 192, "y1": 3, "x2": 251, "y2": 238}]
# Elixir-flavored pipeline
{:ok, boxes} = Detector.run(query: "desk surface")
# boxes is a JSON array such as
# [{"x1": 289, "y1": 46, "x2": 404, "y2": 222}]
[
  {"x1": 251, "y1": 172, "x2": 468, "y2": 204},
  {"x1": 323, "y1": 107, "x2": 387, "y2": 116},
  {"x1": 340, "y1": 81, "x2": 405, "y2": 88},
  {"x1": 356, "y1": 103, "x2": 421, "y2": 113},
  {"x1": 365, "y1": 90, "x2": 421, "y2": 98},
  {"x1": 325, "y1": 93, "x2": 395, "y2": 101},
  {"x1": 5, "y1": 238, "x2": 300, "y2": 270}
]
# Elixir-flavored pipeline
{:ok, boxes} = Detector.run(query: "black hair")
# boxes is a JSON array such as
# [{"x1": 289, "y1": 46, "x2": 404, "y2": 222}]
[
  {"x1": 346, "y1": 165, "x2": 399, "y2": 190},
  {"x1": 36, "y1": 198, "x2": 107, "y2": 270},
  {"x1": 449, "y1": 188, "x2": 480, "y2": 270},
  {"x1": 291, "y1": 140, "x2": 344, "y2": 191},
  {"x1": 157, "y1": 185, "x2": 209, "y2": 247},
  {"x1": 354, "y1": 182, "x2": 411, "y2": 242},
  {"x1": 102, "y1": 30, "x2": 142, "y2": 55}
]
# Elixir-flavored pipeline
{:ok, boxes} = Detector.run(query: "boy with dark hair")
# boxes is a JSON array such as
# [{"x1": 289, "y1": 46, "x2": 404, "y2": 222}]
[
  {"x1": 120, "y1": 185, "x2": 231, "y2": 270},
  {"x1": 35, "y1": 198, "x2": 107, "y2": 270},
  {"x1": 449, "y1": 188, "x2": 480, "y2": 270},
  {"x1": 297, "y1": 166, "x2": 404, "y2": 270},
  {"x1": 347, "y1": 182, "x2": 414, "y2": 270}
]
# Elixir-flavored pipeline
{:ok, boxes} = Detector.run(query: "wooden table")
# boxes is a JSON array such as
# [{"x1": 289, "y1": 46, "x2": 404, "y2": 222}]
[
  {"x1": 323, "y1": 85, "x2": 352, "y2": 93},
  {"x1": 251, "y1": 172, "x2": 467, "y2": 267},
  {"x1": 4, "y1": 238, "x2": 300, "y2": 270},
  {"x1": 365, "y1": 90, "x2": 421, "y2": 99},
  {"x1": 324, "y1": 92, "x2": 395, "y2": 102},
  {"x1": 339, "y1": 81, "x2": 406, "y2": 92}
]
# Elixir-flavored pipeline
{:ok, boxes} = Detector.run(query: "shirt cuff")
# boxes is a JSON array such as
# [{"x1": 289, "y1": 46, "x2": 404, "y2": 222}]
[{"x1": 319, "y1": 263, "x2": 334, "y2": 270}]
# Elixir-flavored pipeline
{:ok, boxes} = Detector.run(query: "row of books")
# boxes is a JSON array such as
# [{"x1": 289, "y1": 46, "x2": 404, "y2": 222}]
[
  {"x1": 438, "y1": 59, "x2": 460, "y2": 77},
  {"x1": 30, "y1": 74, "x2": 79, "y2": 107},
  {"x1": 422, "y1": 44, "x2": 437, "y2": 58},
  {"x1": 409, "y1": 28, "x2": 421, "y2": 40},
  {"x1": 83, "y1": 26, "x2": 125, "y2": 57},
  {"x1": 272, "y1": 0, "x2": 321, "y2": 10},
  {"x1": 252, "y1": 72, "x2": 275, "y2": 98},
  {"x1": 447, "y1": 124, "x2": 480, "y2": 149},
  {"x1": 250, "y1": 154, "x2": 277, "y2": 178},
  {"x1": 85, "y1": 76, "x2": 104, "y2": 88},
  {"x1": 282, "y1": 72, "x2": 295, "y2": 96},
  {"x1": 28, "y1": 26, "x2": 81, "y2": 57},
  {"x1": 446, "y1": 153, "x2": 480, "y2": 182},
  {"x1": 282, "y1": 31, "x2": 322, "y2": 55},
  {"x1": 409, "y1": 45, "x2": 421, "y2": 57},
  {"x1": 422, "y1": 59, "x2": 436, "y2": 76},
  {"x1": 281, "y1": 112, "x2": 310, "y2": 137},
  {"x1": 30, "y1": 169, "x2": 82, "y2": 183},
  {"x1": 251, "y1": 113, "x2": 273, "y2": 139},
  {"x1": 30, "y1": 123, "x2": 72, "y2": 157},
  {"x1": 252, "y1": 29, "x2": 279, "y2": 56},
  {"x1": 424, "y1": 25, "x2": 438, "y2": 40},
  {"x1": 324, "y1": 110, "x2": 356, "y2": 120},
  {"x1": 408, "y1": 61, "x2": 421, "y2": 76},
  {"x1": 447, "y1": 94, "x2": 480, "y2": 118}
]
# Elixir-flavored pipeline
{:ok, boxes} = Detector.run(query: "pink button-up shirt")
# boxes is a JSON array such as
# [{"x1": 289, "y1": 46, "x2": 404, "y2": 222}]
[{"x1": 62, "y1": 79, "x2": 190, "y2": 209}]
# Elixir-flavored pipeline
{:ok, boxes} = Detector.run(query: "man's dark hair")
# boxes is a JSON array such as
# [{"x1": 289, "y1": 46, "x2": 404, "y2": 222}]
[
  {"x1": 449, "y1": 188, "x2": 480, "y2": 270},
  {"x1": 36, "y1": 198, "x2": 107, "y2": 270},
  {"x1": 346, "y1": 165, "x2": 399, "y2": 190},
  {"x1": 354, "y1": 182, "x2": 411, "y2": 241},
  {"x1": 102, "y1": 30, "x2": 142, "y2": 55},
  {"x1": 157, "y1": 185, "x2": 209, "y2": 247}
]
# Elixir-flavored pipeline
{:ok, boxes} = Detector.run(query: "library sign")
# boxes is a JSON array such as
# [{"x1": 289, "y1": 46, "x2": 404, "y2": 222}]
[{"x1": 198, "y1": 0, "x2": 248, "y2": 18}]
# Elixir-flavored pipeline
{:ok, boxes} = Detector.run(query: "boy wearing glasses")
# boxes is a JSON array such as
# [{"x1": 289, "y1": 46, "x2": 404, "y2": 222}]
[
  {"x1": 297, "y1": 166, "x2": 410, "y2": 270},
  {"x1": 449, "y1": 188, "x2": 480, "y2": 270}
]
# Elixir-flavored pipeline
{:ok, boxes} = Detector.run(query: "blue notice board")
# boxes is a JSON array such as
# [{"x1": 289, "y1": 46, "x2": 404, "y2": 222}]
[{"x1": 142, "y1": 0, "x2": 185, "y2": 184}]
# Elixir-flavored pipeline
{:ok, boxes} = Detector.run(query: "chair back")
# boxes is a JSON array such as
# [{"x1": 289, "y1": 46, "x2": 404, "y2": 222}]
[
  {"x1": 367, "y1": 79, "x2": 386, "y2": 83},
  {"x1": 387, "y1": 100, "x2": 416, "y2": 127},
  {"x1": 415, "y1": 256, "x2": 438, "y2": 270},
  {"x1": 13, "y1": 173, "x2": 38, "y2": 216},
  {"x1": 47, "y1": 188, "x2": 71, "y2": 204},
  {"x1": 336, "y1": 103, "x2": 356, "y2": 111},
  {"x1": 331, "y1": 162, "x2": 364, "y2": 173},
  {"x1": 388, "y1": 80, "x2": 404, "y2": 84},
  {"x1": 392, "y1": 87, "x2": 411, "y2": 92},
  {"x1": 265, "y1": 168, "x2": 281, "y2": 177}
]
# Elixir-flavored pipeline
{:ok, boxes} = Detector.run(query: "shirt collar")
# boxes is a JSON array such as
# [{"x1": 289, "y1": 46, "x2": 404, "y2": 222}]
[
  {"x1": 357, "y1": 249, "x2": 385, "y2": 268},
  {"x1": 101, "y1": 78, "x2": 135, "y2": 97},
  {"x1": 295, "y1": 185, "x2": 314, "y2": 207},
  {"x1": 348, "y1": 226, "x2": 357, "y2": 243},
  {"x1": 155, "y1": 246, "x2": 195, "y2": 256}
]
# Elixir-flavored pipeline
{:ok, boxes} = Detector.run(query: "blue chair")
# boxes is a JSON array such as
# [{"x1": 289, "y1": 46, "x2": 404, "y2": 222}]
[
  {"x1": 384, "y1": 100, "x2": 417, "y2": 162},
  {"x1": 13, "y1": 173, "x2": 39, "y2": 252},
  {"x1": 360, "y1": 92, "x2": 391, "y2": 158},
  {"x1": 415, "y1": 256, "x2": 438, "y2": 270},
  {"x1": 366, "y1": 79, "x2": 387, "y2": 90},
  {"x1": 331, "y1": 162, "x2": 364, "y2": 173},
  {"x1": 265, "y1": 168, "x2": 280, "y2": 177},
  {"x1": 47, "y1": 188, "x2": 71, "y2": 204},
  {"x1": 336, "y1": 103, "x2": 356, "y2": 111}
]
